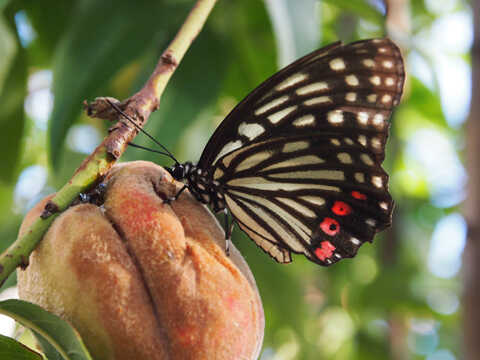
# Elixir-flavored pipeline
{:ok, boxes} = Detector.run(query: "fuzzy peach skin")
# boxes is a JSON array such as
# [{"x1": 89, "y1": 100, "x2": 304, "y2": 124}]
[{"x1": 17, "y1": 161, "x2": 264, "y2": 360}]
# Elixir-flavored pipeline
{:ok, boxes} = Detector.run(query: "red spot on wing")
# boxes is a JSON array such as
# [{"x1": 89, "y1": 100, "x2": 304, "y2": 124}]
[
  {"x1": 315, "y1": 241, "x2": 336, "y2": 261},
  {"x1": 332, "y1": 201, "x2": 352, "y2": 216},
  {"x1": 320, "y1": 217, "x2": 340, "y2": 236},
  {"x1": 351, "y1": 191, "x2": 367, "y2": 200}
]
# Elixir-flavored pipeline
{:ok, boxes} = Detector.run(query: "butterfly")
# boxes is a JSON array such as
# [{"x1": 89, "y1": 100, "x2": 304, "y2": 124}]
[{"x1": 114, "y1": 38, "x2": 405, "y2": 266}]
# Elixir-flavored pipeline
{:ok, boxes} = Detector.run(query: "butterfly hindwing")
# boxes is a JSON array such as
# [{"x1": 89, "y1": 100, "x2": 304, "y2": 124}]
[{"x1": 214, "y1": 133, "x2": 392, "y2": 265}]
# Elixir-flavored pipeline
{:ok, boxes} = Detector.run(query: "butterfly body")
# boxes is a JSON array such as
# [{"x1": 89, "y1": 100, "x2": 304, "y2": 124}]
[
  {"x1": 170, "y1": 161, "x2": 226, "y2": 212},
  {"x1": 164, "y1": 38, "x2": 405, "y2": 266}
]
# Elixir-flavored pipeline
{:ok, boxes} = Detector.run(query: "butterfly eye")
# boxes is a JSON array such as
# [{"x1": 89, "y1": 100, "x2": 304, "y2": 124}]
[{"x1": 168, "y1": 165, "x2": 185, "y2": 180}]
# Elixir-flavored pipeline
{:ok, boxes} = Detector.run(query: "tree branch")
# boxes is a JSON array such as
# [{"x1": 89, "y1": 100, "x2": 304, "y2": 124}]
[{"x1": 0, "y1": 0, "x2": 218, "y2": 286}]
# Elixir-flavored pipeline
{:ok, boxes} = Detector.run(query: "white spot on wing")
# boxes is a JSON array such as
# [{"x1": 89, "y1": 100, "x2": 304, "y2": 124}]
[
  {"x1": 367, "y1": 94, "x2": 377, "y2": 103},
  {"x1": 236, "y1": 151, "x2": 271, "y2": 171},
  {"x1": 383, "y1": 60, "x2": 393, "y2": 68},
  {"x1": 345, "y1": 74, "x2": 359, "y2": 86},
  {"x1": 373, "y1": 114, "x2": 384, "y2": 126},
  {"x1": 304, "y1": 96, "x2": 331, "y2": 105},
  {"x1": 379, "y1": 201, "x2": 389, "y2": 210},
  {"x1": 255, "y1": 95, "x2": 289, "y2": 115},
  {"x1": 361, "y1": 154, "x2": 374, "y2": 166},
  {"x1": 276, "y1": 73, "x2": 308, "y2": 90},
  {"x1": 354, "y1": 172, "x2": 365, "y2": 182},
  {"x1": 283, "y1": 141, "x2": 309, "y2": 153},
  {"x1": 331, "y1": 139, "x2": 341, "y2": 146},
  {"x1": 296, "y1": 82, "x2": 329, "y2": 95},
  {"x1": 385, "y1": 77, "x2": 395, "y2": 86},
  {"x1": 227, "y1": 177, "x2": 340, "y2": 192},
  {"x1": 372, "y1": 176, "x2": 383, "y2": 188},
  {"x1": 357, "y1": 112, "x2": 369, "y2": 125},
  {"x1": 214, "y1": 140, "x2": 243, "y2": 163},
  {"x1": 330, "y1": 58, "x2": 346, "y2": 71},
  {"x1": 358, "y1": 135, "x2": 367, "y2": 146},
  {"x1": 269, "y1": 170, "x2": 345, "y2": 181},
  {"x1": 263, "y1": 155, "x2": 324, "y2": 171},
  {"x1": 351, "y1": 237, "x2": 361, "y2": 245},
  {"x1": 370, "y1": 76, "x2": 381, "y2": 86},
  {"x1": 337, "y1": 152, "x2": 352, "y2": 164},
  {"x1": 292, "y1": 114, "x2": 315, "y2": 127},
  {"x1": 363, "y1": 59, "x2": 375, "y2": 68},
  {"x1": 277, "y1": 197, "x2": 316, "y2": 218},
  {"x1": 300, "y1": 196, "x2": 326, "y2": 206},
  {"x1": 238, "y1": 122, "x2": 265, "y2": 140},
  {"x1": 371, "y1": 137, "x2": 381, "y2": 149},
  {"x1": 328, "y1": 110, "x2": 344, "y2": 124},
  {"x1": 366, "y1": 218, "x2": 376, "y2": 226},
  {"x1": 382, "y1": 94, "x2": 392, "y2": 104},
  {"x1": 346, "y1": 92, "x2": 357, "y2": 102},
  {"x1": 213, "y1": 168, "x2": 224, "y2": 179},
  {"x1": 268, "y1": 105, "x2": 297, "y2": 124}
]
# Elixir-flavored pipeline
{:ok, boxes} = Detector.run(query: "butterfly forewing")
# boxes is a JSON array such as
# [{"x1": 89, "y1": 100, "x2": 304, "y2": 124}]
[{"x1": 199, "y1": 38, "x2": 404, "y2": 168}]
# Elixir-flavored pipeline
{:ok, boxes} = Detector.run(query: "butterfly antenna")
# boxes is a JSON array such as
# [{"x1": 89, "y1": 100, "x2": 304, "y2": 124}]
[
  {"x1": 106, "y1": 99, "x2": 179, "y2": 164},
  {"x1": 127, "y1": 142, "x2": 173, "y2": 157}
]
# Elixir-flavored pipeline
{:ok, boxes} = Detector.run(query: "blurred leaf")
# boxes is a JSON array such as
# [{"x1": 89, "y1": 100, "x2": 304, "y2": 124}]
[
  {"x1": 124, "y1": 27, "x2": 230, "y2": 164},
  {"x1": 23, "y1": 0, "x2": 74, "y2": 67},
  {"x1": 405, "y1": 76, "x2": 444, "y2": 122},
  {"x1": 49, "y1": 0, "x2": 187, "y2": 168},
  {"x1": 0, "y1": 10, "x2": 16, "y2": 90},
  {"x1": 323, "y1": 0, "x2": 384, "y2": 24},
  {"x1": 220, "y1": 0, "x2": 277, "y2": 100},
  {"x1": 0, "y1": 299, "x2": 93, "y2": 360},
  {"x1": 0, "y1": 10, "x2": 26, "y2": 183},
  {"x1": 0, "y1": 334, "x2": 42, "y2": 360},
  {"x1": 0, "y1": 0, "x2": 8, "y2": 9},
  {"x1": 233, "y1": 229, "x2": 311, "y2": 353},
  {"x1": 264, "y1": 0, "x2": 321, "y2": 66}
]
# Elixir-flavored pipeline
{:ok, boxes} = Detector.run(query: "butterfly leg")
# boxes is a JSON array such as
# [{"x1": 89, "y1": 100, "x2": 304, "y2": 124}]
[
  {"x1": 163, "y1": 184, "x2": 188, "y2": 204},
  {"x1": 224, "y1": 208, "x2": 234, "y2": 256},
  {"x1": 78, "y1": 183, "x2": 107, "y2": 205}
]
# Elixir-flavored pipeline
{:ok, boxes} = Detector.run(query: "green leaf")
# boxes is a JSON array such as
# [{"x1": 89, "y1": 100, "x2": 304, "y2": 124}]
[
  {"x1": 0, "y1": 334, "x2": 42, "y2": 360},
  {"x1": 0, "y1": 0, "x2": 9, "y2": 11},
  {"x1": 220, "y1": 0, "x2": 277, "y2": 99},
  {"x1": 406, "y1": 76, "x2": 445, "y2": 122},
  {"x1": 0, "y1": 10, "x2": 16, "y2": 91},
  {"x1": 0, "y1": 11, "x2": 26, "y2": 183},
  {"x1": 23, "y1": 0, "x2": 75, "y2": 67},
  {"x1": 0, "y1": 299, "x2": 93, "y2": 360},
  {"x1": 322, "y1": 0, "x2": 384, "y2": 24},
  {"x1": 48, "y1": 0, "x2": 187, "y2": 168},
  {"x1": 264, "y1": 0, "x2": 321, "y2": 66}
]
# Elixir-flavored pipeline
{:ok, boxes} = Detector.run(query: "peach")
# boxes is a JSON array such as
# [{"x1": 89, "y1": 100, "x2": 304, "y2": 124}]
[{"x1": 17, "y1": 161, "x2": 264, "y2": 360}]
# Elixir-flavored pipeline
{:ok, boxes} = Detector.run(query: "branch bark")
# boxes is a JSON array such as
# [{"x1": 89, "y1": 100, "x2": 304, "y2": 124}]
[{"x1": 0, "y1": 0, "x2": 218, "y2": 286}]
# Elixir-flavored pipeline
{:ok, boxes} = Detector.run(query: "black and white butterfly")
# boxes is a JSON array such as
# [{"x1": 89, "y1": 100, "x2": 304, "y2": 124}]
[{"x1": 115, "y1": 38, "x2": 405, "y2": 266}]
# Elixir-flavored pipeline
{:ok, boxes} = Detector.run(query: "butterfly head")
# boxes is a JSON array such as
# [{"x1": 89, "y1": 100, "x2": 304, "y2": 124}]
[{"x1": 167, "y1": 162, "x2": 189, "y2": 181}]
